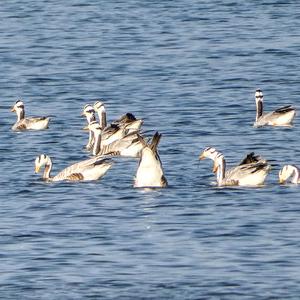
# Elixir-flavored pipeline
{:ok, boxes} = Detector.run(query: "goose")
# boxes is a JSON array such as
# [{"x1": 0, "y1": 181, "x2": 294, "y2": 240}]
[
  {"x1": 199, "y1": 147, "x2": 270, "y2": 186},
  {"x1": 279, "y1": 165, "x2": 300, "y2": 184},
  {"x1": 34, "y1": 154, "x2": 113, "y2": 182},
  {"x1": 134, "y1": 132, "x2": 168, "y2": 188},
  {"x1": 11, "y1": 100, "x2": 50, "y2": 131},
  {"x1": 253, "y1": 89, "x2": 296, "y2": 127},
  {"x1": 81, "y1": 104, "x2": 97, "y2": 150},
  {"x1": 88, "y1": 121, "x2": 143, "y2": 157}
]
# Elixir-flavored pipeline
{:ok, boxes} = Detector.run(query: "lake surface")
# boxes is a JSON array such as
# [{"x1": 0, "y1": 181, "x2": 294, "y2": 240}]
[{"x1": 1, "y1": 1, "x2": 300, "y2": 299}]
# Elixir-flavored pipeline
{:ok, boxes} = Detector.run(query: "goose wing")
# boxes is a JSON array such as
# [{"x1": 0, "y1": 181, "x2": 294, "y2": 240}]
[
  {"x1": 274, "y1": 105, "x2": 294, "y2": 114},
  {"x1": 112, "y1": 113, "x2": 137, "y2": 125},
  {"x1": 226, "y1": 162, "x2": 270, "y2": 182},
  {"x1": 98, "y1": 131, "x2": 139, "y2": 156},
  {"x1": 27, "y1": 116, "x2": 49, "y2": 122},
  {"x1": 239, "y1": 152, "x2": 265, "y2": 165},
  {"x1": 53, "y1": 156, "x2": 111, "y2": 181}
]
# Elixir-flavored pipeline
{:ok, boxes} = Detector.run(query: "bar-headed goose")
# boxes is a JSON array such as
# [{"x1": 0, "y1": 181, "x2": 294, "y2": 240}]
[
  {"x1": 134, "y1": 132, "x2": 168, "y2": 188},
  {"x1": 253, "y1": 89, "x2": 296, "y2": 127},
  {"x1": 34, "y1": 154, "x2": 113, "y2": 182},
  {"x1": 88, "y1": 121, "x2": 143, "y2": 157},
  {"x1": 279, "y1": 165, "x2": 300, "y2": 184},
  {"x1": 11, "y1": 100, "x2": 50, "y2": 131},
  {"x1": 199, "y1": 147, "x2": 270, "y2": 186}
]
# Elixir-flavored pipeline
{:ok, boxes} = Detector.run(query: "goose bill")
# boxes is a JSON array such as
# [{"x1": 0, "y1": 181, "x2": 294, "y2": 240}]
[
  {"x1": 35, "y1": 165, "x2": 40, "y2": 173},
  {"x1": 10, "y1": 107, "x2": 16, "y2": 112},
  {"x1": 199, "y1": 153, "x2": 205, "y2": 160}
]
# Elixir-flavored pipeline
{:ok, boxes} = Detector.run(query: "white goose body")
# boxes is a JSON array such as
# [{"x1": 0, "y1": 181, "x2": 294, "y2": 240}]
[
  {"x1": 34, "y1": 154, "x2": 113, "y2": 182},
  {"x1": 11, "y1": 100, "x2": 50, "y2": 131},
  {"x1": 279, "y1": 165, "x2": 300, "y2": 184},
  {"x1": 199, "y1": 147, "x2": 270, "y2": 187},
  {"x1": 134, "y1": 132, "x2": 167, "y2": 188},
  {"x1": 253, "y1": 89, "x2": 296, "y2": 127}
]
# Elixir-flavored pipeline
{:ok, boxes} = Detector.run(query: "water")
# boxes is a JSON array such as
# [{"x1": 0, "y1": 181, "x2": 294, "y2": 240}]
[{"x1": 1, "y1": 0, "x2": 300, "y2": 299}]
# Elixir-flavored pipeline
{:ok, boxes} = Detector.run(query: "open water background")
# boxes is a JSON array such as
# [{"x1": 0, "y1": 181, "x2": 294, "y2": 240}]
[{"x1": 1, "y1": 1, "x2": 300, "y2": 299}]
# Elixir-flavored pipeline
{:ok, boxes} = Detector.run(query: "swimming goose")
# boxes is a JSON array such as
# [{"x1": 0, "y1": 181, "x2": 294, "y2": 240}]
[
  {"x1": 88, "y1": 121, "x2": 143, "y2": 157},
  {"x1": 34, "y1": 154, "x2": 113, "y2": 182},
  {"x1": 11, "y1": 100, "x2": 50, "y2": 131},
  {"x1": 253, "y1": 89, "x2": 296, "y2": 127},
  {"x1": 134, "y1": 132, "x2": 168, "y2": 188},
  {"x1": 279, "y1": 165, "x2": 300, "y2": 184},
  {"x1": 81, "y1": 104, "x2": 97, "y2": 150},
  {"x1": 199, "y1": 147, "x2": 270, "y2": 186}
]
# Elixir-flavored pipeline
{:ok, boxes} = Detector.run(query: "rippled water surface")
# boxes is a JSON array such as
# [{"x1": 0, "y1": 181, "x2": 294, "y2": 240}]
[{"x1": 1, "y1": 1, "x2": 300, "y2": 299}]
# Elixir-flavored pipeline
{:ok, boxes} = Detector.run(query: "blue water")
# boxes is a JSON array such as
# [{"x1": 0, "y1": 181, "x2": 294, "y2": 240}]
[{"x1": 1, "y1": 1, "x2": 300, "y2": 299}]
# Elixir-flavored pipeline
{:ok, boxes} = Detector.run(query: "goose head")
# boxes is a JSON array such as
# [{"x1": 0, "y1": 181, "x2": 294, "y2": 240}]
[
  {"x1": 11, "y1": 100, "x2": 25, "y2": 120},
  {"x1": 279, "y1": 165, "x2": 299, "y2": 184},
  {"x1": 81, "y1": 104, "x2": 96, "y2": 124},
  {"x1": 255, "y1": 89, "x2": 263, "y2": 104},
  {"x1": 93, "y1": 101, "x2": 105, "y2": 112},
  {"x1": 34, "y1": 154, "x2": 51, "y2": 173},
  {"x1": 199, "y1": 147, "x2": 219, "y2": 161}
]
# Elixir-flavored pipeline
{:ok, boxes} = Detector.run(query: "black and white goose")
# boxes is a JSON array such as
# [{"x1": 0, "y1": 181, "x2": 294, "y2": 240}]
[
  {"x1": 34, "y1": 154, "x2": 113, "y2": 182},
  {"x1": 88, "y1": 121, "x2": 143, "y2": 157},
  {"x1": 134, "y1": 132, "x2": 168, "y2": 188},
  {"x1": 254, "y1": 89, "x2": 296, "y2": 127},
  {"x1": 199, "y1": 147, "x2": 270, "y2": 186},
  {"x1": 11, "y1": 100, "x2": 50, "y2": 131},
  {"x1": 279, "y1": 165, "x2": 300, "y2": 184}
]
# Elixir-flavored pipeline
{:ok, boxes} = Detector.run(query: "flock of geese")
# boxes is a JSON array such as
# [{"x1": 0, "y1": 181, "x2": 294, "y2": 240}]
[{"x1": 10, "y1": 88, "x2": 298, "y2": 188}]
